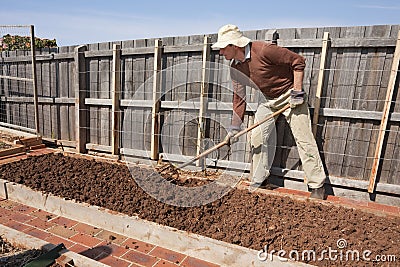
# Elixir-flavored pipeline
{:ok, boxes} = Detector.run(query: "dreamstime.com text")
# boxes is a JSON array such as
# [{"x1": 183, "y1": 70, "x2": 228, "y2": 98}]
[{"x1": 257, "y1": 239, "x2": 397, "y2": 263}]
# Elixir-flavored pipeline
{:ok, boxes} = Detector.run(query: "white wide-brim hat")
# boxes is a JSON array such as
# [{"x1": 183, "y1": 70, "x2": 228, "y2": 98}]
[{"x1": 212, "y1": 24, "x2": 251, "y2": 49}]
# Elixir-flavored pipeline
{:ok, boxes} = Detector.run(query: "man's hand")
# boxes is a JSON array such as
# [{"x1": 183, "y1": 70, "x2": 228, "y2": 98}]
[
  {"x1": 289, "y1": 90, "x2": 305, "y2": 108},
  {"x1": 224, "y1": 125, "x2": 241, "y2": 145}
]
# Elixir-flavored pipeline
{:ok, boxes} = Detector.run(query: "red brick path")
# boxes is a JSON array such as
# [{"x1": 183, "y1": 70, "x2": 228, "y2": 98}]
[{"x1": 0, "y1": 198, "x2": 219, "y2": 267}]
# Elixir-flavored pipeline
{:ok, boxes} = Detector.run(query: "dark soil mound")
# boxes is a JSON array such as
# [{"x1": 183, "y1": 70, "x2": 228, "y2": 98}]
[{"x1": 1, "y1": 153, "x2": 399, "y2": 266}]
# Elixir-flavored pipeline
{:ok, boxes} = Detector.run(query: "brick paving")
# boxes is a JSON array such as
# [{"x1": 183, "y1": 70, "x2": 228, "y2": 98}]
[
  {"x1": 0, "y1": 147, "x2": 399, "y2": 266},
  {"x1": 0, "y1": 198, "x2": 220, "y2": 267}
]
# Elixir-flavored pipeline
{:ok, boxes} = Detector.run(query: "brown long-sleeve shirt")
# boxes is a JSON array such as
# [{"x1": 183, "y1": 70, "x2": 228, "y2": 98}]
[{"x1": 230, "y1": 41, "x2": 306, "y2": 126}]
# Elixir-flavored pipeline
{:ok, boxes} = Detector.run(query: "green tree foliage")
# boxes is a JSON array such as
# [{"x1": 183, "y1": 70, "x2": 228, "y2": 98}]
[{"x1": 0, "y1": 34, "x2": 57, "y2": 52}]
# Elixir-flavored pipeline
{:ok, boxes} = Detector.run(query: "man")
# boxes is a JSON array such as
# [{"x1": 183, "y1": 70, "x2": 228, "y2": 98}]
[{"x1": 212, "y1": 24, "x2": 326, "y2": 199}]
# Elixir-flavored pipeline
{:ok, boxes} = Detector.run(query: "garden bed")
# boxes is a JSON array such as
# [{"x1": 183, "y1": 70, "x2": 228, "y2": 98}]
[{"x1": 0, "y1": 152, "x2": 399, "y2": 266}]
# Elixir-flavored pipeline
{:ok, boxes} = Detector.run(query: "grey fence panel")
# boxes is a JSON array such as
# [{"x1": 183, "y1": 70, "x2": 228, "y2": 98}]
[
  {"x1": 120, "y1": 38, "x2": 154, "y2": 153},
  {"x1": 87, "y1": 42, "x2": 101, "y2": 147},
  {"x1": 58, "y1": 46, "x2": 74, "y2": 141},
  {"x1": 344, "y1": 25, "x2": 392, "y2": 180}
]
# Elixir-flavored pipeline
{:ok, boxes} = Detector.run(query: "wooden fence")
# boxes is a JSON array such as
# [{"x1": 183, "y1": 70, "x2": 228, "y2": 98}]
[{"x1": 1, "y1": 24, "x2": 400, "y2": 200}]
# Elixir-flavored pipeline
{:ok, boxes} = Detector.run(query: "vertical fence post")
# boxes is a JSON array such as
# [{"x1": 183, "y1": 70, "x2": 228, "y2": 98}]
[
  {"x1": 196, "y1": 36, "x2": 211, "y2": 168},
  {"x1": 265, "y1": 29, "x2": 279, "y2": 44},
  {"x1": 151, "y1": 39, "x2": 163, "y2": 160},
  {"x1": 111, "y1": 44, "x2": 121, "y2": 156},
  {"x1": 74, "y1": 45, "x2": 88, "y2": 153},
  {"x1": 312, "y1": 32, "x2": 330, "y2": 136},
  {"x1": 30, "y1": 25, "x2": 40, "y2": 136},
  {"x1": 368, "y1": 30, "x2": 400, "y2": 193}
]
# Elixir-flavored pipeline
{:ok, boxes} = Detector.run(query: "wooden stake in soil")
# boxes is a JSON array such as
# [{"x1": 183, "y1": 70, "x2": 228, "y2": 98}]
[
  {"x1": 196, "y1": 36, "x2": 211, "y2": 169},
  {"x1": 74, "y1": 45, "x2": 88, "y2": 154},
  {"x1": 150, "y1": 39, "x2": 163, "y2": 160},
  {"x1": 30, "y1": 25, "x2": 40, "y2": 136},
  {"x1": 111, "y1": 44, "x2": 121, "y2": 156},
  {"x1": 312, "y1": 32, "x2": 330, "y2": 137},
  {"x1": 368, "y1": 30, "x2": 400, "y2": 193}
]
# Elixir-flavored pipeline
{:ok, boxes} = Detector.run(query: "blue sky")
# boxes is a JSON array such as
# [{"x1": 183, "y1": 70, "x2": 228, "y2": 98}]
[{"x1": 1, "y1": 0, "x2": 399, "y2": 46}]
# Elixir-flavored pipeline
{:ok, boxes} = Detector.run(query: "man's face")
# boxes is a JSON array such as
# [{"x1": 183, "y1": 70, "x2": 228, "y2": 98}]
[{"x1": 219, "y1": 45, "x2": 236, "y2": 60}]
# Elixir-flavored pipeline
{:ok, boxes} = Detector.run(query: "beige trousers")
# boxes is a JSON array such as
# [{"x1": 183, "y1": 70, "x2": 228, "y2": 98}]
[{"x1": 250, "y1": 89, "x2": 326, "y2": 189}]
